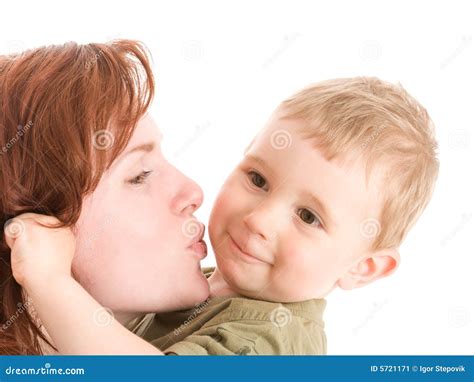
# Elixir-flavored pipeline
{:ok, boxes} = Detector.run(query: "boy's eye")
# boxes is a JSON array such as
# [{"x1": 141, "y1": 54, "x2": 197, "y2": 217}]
[
  {"x1": 297, "y1": 208, "x2": 321, "y2": 227},
  {"x1": 128, "y1": 170, "x2": 153, "y2": 185},
  {"x1": 248, "y1": 171, "x2": 267, "y2": 189}
]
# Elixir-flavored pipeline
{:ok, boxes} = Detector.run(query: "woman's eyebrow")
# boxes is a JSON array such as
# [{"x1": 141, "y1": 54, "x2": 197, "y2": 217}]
[
  {"x1": 112, "y1": 142, "x2": 156, "y2": 169},
  {"x1": 124, "y1": 142, "x2": 155, "y2": 157}
]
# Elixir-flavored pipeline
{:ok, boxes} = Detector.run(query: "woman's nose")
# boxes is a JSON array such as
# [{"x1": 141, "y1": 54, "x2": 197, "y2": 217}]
[{"x1": 170, "y1": 169, "x2": 204, "y2": 216}]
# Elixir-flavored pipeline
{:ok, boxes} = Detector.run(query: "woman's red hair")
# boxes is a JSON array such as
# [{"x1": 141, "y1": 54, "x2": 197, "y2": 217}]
[{"x1": 0, "y1": 40, "x2": 154, "y2": 354}]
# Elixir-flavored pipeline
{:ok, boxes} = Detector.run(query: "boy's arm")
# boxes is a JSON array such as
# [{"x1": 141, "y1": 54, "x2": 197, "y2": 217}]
[{"x1": 5, "y1": 213, "x2": 162, "y2": 355}]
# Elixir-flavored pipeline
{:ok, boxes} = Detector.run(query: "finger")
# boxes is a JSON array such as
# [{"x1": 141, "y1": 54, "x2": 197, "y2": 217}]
[{"x1": 15, "y1": 212, "x2": 60, "y2": 226}]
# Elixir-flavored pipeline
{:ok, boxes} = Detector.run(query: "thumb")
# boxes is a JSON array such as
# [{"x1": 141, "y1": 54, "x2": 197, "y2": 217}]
[{"x1": 3, "y1": 218, "x2": 27, "y2": 250}]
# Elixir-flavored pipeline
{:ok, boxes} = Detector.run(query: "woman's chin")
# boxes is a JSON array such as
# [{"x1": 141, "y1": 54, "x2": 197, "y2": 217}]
[{"x1": 177, "y1": 271, "x2": 211, "y2": 309}]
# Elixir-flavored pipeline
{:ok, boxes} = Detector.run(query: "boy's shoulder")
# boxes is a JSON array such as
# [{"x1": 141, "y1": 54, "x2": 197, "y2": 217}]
[
  {"x1": 130, "y1": 270, "x2": 327, "y2": 355},
  {"x1": 198, "y1": 267, "x2": 326, "y2": 328}
]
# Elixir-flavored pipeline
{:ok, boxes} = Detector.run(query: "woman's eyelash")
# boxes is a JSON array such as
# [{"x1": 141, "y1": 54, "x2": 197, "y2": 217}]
[{"x1": 128, "y1": 170, "x2": 153, "y2": 185}]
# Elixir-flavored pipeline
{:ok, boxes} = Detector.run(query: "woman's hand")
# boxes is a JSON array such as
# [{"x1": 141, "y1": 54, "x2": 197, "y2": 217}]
[
  {"x1": 4, "y1": 214, "x2": 162, "y2": 355},
  {"x1": 3, "y1": 213, "x2": 75, "y2": 289}
]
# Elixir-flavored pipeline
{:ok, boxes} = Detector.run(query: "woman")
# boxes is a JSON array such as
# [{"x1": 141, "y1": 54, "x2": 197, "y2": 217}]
[{"x1": 0, "y1": 40, "x2": 210, "y2": 354}]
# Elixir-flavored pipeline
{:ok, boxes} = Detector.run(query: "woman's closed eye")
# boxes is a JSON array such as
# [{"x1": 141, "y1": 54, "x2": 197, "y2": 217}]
[{"x1": 128, "y1": 170, "x2": 153, "y2": 185}]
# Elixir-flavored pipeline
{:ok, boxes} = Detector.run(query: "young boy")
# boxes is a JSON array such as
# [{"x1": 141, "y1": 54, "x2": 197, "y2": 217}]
[{"x1": 6, "y1": 77, "x2": 439, "y2": 355}]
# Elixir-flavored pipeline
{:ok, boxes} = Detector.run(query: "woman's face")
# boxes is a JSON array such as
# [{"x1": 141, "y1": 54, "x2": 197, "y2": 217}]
[{"x1": 72, "y1": 115, "x2": 210, "y2": 320}]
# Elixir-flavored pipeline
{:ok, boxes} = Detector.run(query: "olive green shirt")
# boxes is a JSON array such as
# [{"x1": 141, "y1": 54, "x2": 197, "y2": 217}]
[{"x1": 130, "y1": 269, "x2": 327, "y2": 355}]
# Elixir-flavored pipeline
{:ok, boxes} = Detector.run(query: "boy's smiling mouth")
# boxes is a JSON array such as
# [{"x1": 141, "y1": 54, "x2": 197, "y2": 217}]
[{"x1": 227, "y1": 232, "x2": 273, "y2": 265}]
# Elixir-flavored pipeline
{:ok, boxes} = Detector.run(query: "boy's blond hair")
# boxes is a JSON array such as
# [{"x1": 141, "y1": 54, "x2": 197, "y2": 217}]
[{"x1": 280, "y1": 77, "x2": 439, "y2": 251}]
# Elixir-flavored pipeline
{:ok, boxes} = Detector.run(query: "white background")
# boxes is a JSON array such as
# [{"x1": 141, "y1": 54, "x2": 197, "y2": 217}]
[{"x1": 1, "y1": 0, "x2": 473, "y2": 354}]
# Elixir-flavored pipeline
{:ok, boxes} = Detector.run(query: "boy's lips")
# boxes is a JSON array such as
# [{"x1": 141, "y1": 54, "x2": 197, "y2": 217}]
[{"x1": 227, "y1": 232, "x2": 273, "y2": 265}]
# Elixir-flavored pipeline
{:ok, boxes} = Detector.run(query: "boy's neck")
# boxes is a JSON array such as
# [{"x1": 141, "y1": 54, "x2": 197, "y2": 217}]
[{"x1": 208, "y1": 267, "x2": 241, "y2": 299}]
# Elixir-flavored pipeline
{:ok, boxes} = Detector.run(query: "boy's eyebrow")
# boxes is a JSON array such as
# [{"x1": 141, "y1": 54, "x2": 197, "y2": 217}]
[{"x1": 244, "y1": 155, "x2": 277, "y2": 178}]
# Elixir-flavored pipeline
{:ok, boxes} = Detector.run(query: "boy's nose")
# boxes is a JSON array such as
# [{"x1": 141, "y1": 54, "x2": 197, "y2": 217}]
[{"x1": 243, "y1": 204, "x2": 278, "y2": 242}]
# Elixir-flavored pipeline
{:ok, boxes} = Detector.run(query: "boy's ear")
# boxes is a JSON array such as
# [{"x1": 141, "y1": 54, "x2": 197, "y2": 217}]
[{"x1": 337, "y1": 248, "x2": 400, "y2": 290}]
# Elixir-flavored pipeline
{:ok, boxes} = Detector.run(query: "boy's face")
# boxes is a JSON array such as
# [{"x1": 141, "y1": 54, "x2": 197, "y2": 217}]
[{"x1": 209, "y1": 110, "x2": 398, "y2": 302}]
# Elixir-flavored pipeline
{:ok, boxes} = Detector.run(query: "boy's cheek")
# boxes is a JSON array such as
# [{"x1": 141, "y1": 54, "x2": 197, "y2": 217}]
[
  {"x1": 210, "y1": 193, "x2": 236, "y2": 241},
  {"x1": 213, "y1": 183, "x2": 244, "y2": 218}
]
